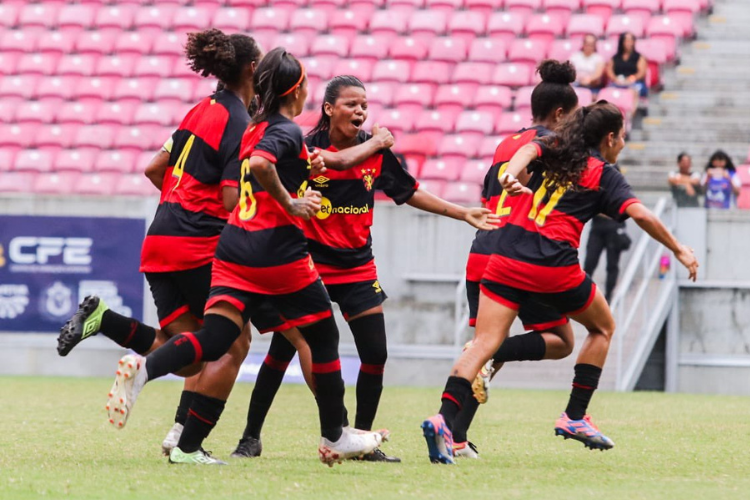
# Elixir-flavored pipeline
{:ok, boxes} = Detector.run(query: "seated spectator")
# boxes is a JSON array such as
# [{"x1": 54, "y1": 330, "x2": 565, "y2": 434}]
[
  {"x1": 605, "y1": 32, "x2": 648, "y2": 98},
  {"x1": 668, "y1": 152, "x2": 702, "y2": 207},
  {"x1": 570, "y1": 34, "x2": 604, "y2": 90},
  {"x1": 702, "y1": 150, "x2": 742, "y2": 209}
]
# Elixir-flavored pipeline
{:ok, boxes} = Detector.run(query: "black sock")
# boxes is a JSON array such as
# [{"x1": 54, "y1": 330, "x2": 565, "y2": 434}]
[
  {"x1": 243, "y1": 332, "x2": 295, "y2": 440},
  {"x1": 100, "y1": 310, "x2": 156, "y2": 355},
  {"x1": 299, "y1": 315, "x2": 344, "y2": 442},
  {"x1": 439, "y1": 376, "x2": 473, "y2": 430},
  {"x1": 174, "y1": 390, "x2": 196, "y2": 426},
  {"x1": 177, "y1": 393, "x2": 226, "y2": 453},
  {"x1": 451, "y1": 395, "x2": 480, "y2": 443},
  {"x1": 145, "y1": 314, "x2": 240, "y2": 381},
  {"x1": 342, "y1": 406, "x2": 350, "y2": 428},
  {"x1": 493, "y1": 332, "x2": 546, "y2": 363},
  {"x1": 565, "y1": 363, "x2": 602, "y2": 420},
  {"x1": 350, "y1": 313, "x2": 387, "y2": 431}
]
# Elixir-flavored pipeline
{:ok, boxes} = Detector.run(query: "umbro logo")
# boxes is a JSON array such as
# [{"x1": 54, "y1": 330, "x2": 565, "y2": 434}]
[
  {"x1": 82, "y1": 322, "x2": 98, "y2": 339},
  {"x1": 312, "y1": 175, "x2": 330, "y2": 185}
]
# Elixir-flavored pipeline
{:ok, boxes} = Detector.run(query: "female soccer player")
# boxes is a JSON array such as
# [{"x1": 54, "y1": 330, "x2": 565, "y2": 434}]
[
  {"x1": 423, "y1": 100, "x2": 699, "y2": 464},
  {"x1": 103, "y1": 48, "x2": 387, "y2": 466},
  {"x1": 453, "y1": 60, "x2": 580, "y2": 459},
  {"x1": 231, "y1": 75, "x2": 499, "y2": 463}
]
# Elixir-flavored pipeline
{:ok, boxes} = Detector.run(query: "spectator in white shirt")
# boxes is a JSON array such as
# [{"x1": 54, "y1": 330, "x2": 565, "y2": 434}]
[{"x1": 569, "y1": 34, "x2": 604, "y2": 90}]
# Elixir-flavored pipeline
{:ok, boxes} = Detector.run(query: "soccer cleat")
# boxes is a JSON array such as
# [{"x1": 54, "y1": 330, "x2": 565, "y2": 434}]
[
  {"x1": 353, "y1": 448, "x2": 402, "y2": 463},
  {"x1": 318, "y1": 430, "x2": 382, "y2": 467},
  {"x1": 463, "y1": 341, "x2": 494, "y2": 404},
  {"x1": 453, "y1": 441, "x2": 479, "y2": 459},
  {"x1": 169, "y1": 447, "x2": 227, "y2": 465},
  {"x1": 421, "y1": 414, "x2": 455, "y2": 464},
  {"x1": 161, "y1": 423, "x2": 184, "y2": 456},
  {"x1": 230, "y1": 436, "x2": 263, "y2": 458},
  {"x1": 344, "y1": 425, "x2": 391, "y2": 442},
  {"x1": 57, "y1": 295, "x2": 109, "y2": 356},
  {"x1": 106, "y1": 354, "x2": 147, "y2": 430},
  {"x1": 554, "y1": 413, "x2": 615, "y2": 451}
]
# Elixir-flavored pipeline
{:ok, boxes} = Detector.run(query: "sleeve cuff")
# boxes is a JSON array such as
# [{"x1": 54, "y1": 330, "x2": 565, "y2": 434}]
[
  {"x1": 251, "y1": 150, "x2": 277, "y2": 163},
  {"x1": 220, "y1": 180, "x2": 239, "y2": 188},
  {"x1": 618, "y1": 198, "x2": 640, "y2": 215},
  {"x1": 531, "y1": 142, "x2": 543, "y2": 158}
]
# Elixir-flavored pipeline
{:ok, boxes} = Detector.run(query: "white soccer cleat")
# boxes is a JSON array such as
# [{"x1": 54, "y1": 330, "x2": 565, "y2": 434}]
[
  {"x1": 106, "y1": 354, "x2": 147, "y2": 429},
  {"x1": 318, "y1": 430, "x2": 382, "y2": 467},
  {"x1": 453, "y1": 441, "x2": 480, "y2": 459},
  {"x1": 344, "y1": 425, "x2": 390, "y2": 442},
  {"x1": 162, "y1": 422, "x2": 184, "y2": 456}
]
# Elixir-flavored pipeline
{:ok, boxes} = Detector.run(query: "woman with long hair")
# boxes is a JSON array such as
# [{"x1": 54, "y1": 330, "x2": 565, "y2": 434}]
[
  {"x1": 703, "y1": 149, "x2": 741, "y2": 209},
  {"x1": 423, "y1": 100, "x2": 698, "y2": 464}
]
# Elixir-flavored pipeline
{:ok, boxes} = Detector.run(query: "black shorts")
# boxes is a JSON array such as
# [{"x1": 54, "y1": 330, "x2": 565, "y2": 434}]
[
  {"x1": 467, "y1": 279, "x2": 569, "y2": 331},
  {"x1": 327, "y1": 279, "x2": 387, "y2": 320},
  {"x1": 206, "y1": 278, "x2": 333, "y2": 334},
  {"x1": 145, "y1": 264, "x2": 212, "y2": 328}
]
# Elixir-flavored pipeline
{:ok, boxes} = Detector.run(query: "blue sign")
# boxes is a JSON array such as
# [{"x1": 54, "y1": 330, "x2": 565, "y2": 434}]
[{"x1": 0, "y1": 215, "x2": 145, "y2": 332}]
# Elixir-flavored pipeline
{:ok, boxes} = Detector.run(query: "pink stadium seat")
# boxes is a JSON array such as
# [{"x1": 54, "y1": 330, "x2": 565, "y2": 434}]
[
  {"x1": 597, "y1": 38, "x2": 618, "y2": 59},
  {"x1": 544, "y1": 0, "x2": 581, "y2": 23},
  {"x1": 606, "y1": 14, "x2": 646, "y2": 38},
  {"x1": 473, "y1": 85, "x2": 514, "y2": 113},
  {"x1": 252, "y1": 8, "x2": 291, "y2": 35},
  {"x1": 330, "y1": 10, "x2": 370, "y2": 37},
  {"x1": 622, "y1": 0, "x2": 659, "y2": 23},
  {"x1": 465, "y1": 0, "x2": 503, "y2": 14},
  {"x1": 349, "y1": 0, "x2": 381, "y2": 16},
  {"x1": 173, "y1": 6, "x2": 215, "y2": 32},
  {"x1": 19, "y1": 3, "x2": 60, "y2": 29},
  {"x1": 76, "y1": 31, "x2": 117, "y2": 55},
  {"x1": 364, "y1": 82, "x2": 397, "y2": 107},
  {"x1": 479, "y1": 137, "x2": 500, "y2": 161},
  {"x1": 350, "y1": 35, "x2": 392, "y2": 61},
  {"x1": 567, "y1": 14, "x2": 606, "y2": 39},
  {"x1": 427, "y1": 0, "x2": 466, "y2": 11},
  {"x1": 370, "y1": 10, "x2": 409, "y2": 37},
  {"x1": 420, "y1": 159, "x2": 461, "y2": 181},
  {"x1": 416, "y1": 179, "x2": 446, "y2": 197},
  {"x1": 333, "y1": 59, "x2": 375, "y2": 82},
  {"x1": 387, "y1": 0, "x2": 425, "y2": 12},
  {"x1": 488, "y1": 12, "x2": 526, "y2": 41},
  {"x1": 372, "y1": 60, "x2": 412, "y2": 83},
  {"x1": 115, "y1": 174, "x2": 158, "y2": 196},
  {"x1": 444, "y1": 182, "x2": 481, "y2": 203},
  {"x1": 526, "y1": 14, "x2": 565, "y2": 43},
  {"x1": 735, "y1": 164, "x2": 750, "y2": 185},
  {"x1": 0, "y1": 75, "x2": 38, "y2": 100},
  {"x1": 134, "y1": 5, "x2": 178, "y2": 32},
  {"x1": 508, "y1": 39, "x2": 550, "y2": 65},
  {"x1": 303, "y1": 57, "x2": 335, "y2": 85},
  {"x1": 583, "y1": 0, "x2": 620, "y2": 21},
  {"x1": 95, "y1": 101, "x2": 138, "y2": 126},
  {"x1": 114, "y1": 32, "x2": 155, "y2": 55},
  {"x1": 36, "y1": 124, "x2": 78, "y2": 149},
  {"x1": 574, "y1": 86, "x2": 594, "y2": 106},
  {"x1": 394, "y1": 132, "x2": 438, "y2": 159},
  {"x1": 460, "y1": 158, "x2": 490, "y2": 184},
  {"x1": 737, "y1": 191, "x2": 750, "y2": 210},
  {"x1": 376, "y1": 108, "x2": 417, "y2": 134},
  {"x1": 1, "y1": 30, "x2": 39, "y2": 53},
  {"x1": 394, "y1": 83, "x2": 436, "y2": 115},
  {"x1": 212, "y1": 7, "x2": 252, "y2": 32},
  {"x1": 429, "y1": 37, "x2": 468, "y2": 65},
  {"x1": 496, "y1": 110, "x2": 533, "y2": 134},
  {"x1": 134, "y1": 56, "x2": 174, "y2": 78},
  {"x1": 0, "y1": 4, "x2": 21, "y2": 28},
  {"x1": 506, "y1": 0, "x2": 542, "y2": 16},
  {"x1": 311, "y1": 34, "x2": 351, "y2": 59},
  {"x1": 493, "y1": 63, "x2": 532, "y2": 87},
  {"x1": 290, "y1": 9, "x2": 328, "y2": 35},
  {"x1": 70, "y1": 76, "x2": 115, "y2": 102},
  {"x1": 416, "y1": 109, "x2": 459, "y2": 133},
  {"x1": 447, "y1": 11, "x2": 486, "y2": 45},
  {"x1": 14, "y1": 150, "x2": 54, "y2": 173},
  {"x1": 55, "y1": 149, "x2": 96, "y2": 173},
  {"x1": 310, "y1": 0, "x2": 349, "y2": 14},
  {"x1": 664, "y1": 0, "x2": 700, "y2": 37},
  {"x1": 152, "y1": 32, "x2": 188, "y2": 57},
  {"x1": 33, "y1": 172, "x2": 81, "y2": 195},
  {"x1": 227, "y1": 0, "x2": 270, "y2": 6},
  {"x1": 468, "y1": 38, "x2": 508, "y2": 64},
  {"x1": 0, "y1": 124, "x2": 34, "y2": 149},
  {"x1": 58, "y1": 4, "x2": 97, "y2": 30},
  {"x1": 548, "y1": 39, "x2": 578, "y2": 61},
  {"x1": 94, "y1": 54, "x2": 137, "y2": 78},
  {"x1": 274, "y1": 33, "x2": 314, "y2": 57},
  {"x1": 452, "y1": 62, "x2": 494, "y2": 85},
  {"x1": 514, "y1": 85, "x2": 536, "y2": 111},
  {"x1": 434, "y1": 83, "x2": 477, "y2": 115},
  {"x1": 598, "y1": 87, "x2": 635, "y2": 116},
  {"x1": 75, "y1": 173, "x2": 117, "y2": 196},
  {"x1": 37, "y1": 31, "x2": 77, "y2": 54},
  {"x1": 95, "y1": 5, "x2": 136, "y2": 31},
  {"x1": 646, "y1": 16, "x2": 682, "y2": 61},
  {"x1": 154, "y1": 78, "x2": 196, "y2": 103},
  {"x1": 17, "y1": 53, "x2": 60, "y2": 76},
  {"x1": 14, "y1": 100, "x2": 56, "y2": 124},
  {"x1": 0, "y1": 52, "x2": 20, "y2": 76},
  {"x1": 0, "y1": 99, "x2": 20, "y2": 123},
  {"x1": 94, "y1": 150, "x2": 137, "y2": 173},
  {"x1": 0, "y1": 172, "x2": 35, "y2": 193},
  {"x1": 114, "y1": 78, "x2": 159, "y2": 102},
  {"x1": 192, "y1": 78, "x2": 220, "y2": 102},
  {"x1": 134, "y1": 103, "x2": 178, "y2": 127},
  {"x1": 637, "y1": 37, "x2": 667, "y2": 88},
  {"x1": 456, "y1": 111, "x2": 496, "y2": 138},
  {"x1": 0, "y1": 147, "x2": 18, "y2": 171},
  {"x1": 438, "y1": 134, "x2": 482, "y2": 159},
  {"x1": 408, "y1": 11, "x2": 448, "y2": 42},
  {"x1": 390, "y1": 37, "x2": 428, "y2": 62},
  {"x1": 114, "y1": 125, "x2": 158, "y2": 151}
]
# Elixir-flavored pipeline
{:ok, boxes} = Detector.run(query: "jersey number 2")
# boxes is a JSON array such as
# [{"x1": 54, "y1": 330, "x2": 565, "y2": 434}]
[{"x1": 238, "y1": 159, "x2": 257, "y2": 221}]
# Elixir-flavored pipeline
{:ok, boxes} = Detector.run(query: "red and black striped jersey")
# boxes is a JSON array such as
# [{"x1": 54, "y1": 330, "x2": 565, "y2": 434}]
[
  {"x1": 485, "y1": 147, "x2": 640, "y2": 293},
  {"x1": 211, "y1": 113, "x2": 318, "y2": 295},
  {"x1": 140, "y1": 90, "x2": 249, "y2": 273},
  {"x1": 301, "y1": 130, "x2": 418, "y2": 284}
]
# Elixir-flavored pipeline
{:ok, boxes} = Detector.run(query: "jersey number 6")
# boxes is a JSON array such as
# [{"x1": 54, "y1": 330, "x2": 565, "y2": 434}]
[{"x1": 238, "y1": 159, "x2": 257, "y2": 221}]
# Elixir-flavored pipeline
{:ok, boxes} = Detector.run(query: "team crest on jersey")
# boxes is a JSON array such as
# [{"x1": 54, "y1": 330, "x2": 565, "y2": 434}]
[
  {"x1": 312, "y1": 175, "x2": 330, "y2": 187},
  {"x1": 361, "y1": 168, "x2": 375, "y2": 191}
]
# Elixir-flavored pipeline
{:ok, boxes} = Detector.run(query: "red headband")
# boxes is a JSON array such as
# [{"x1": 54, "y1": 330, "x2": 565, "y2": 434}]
[{"x1": 279, "y1": 61, "x2": 306, "y2": 97}]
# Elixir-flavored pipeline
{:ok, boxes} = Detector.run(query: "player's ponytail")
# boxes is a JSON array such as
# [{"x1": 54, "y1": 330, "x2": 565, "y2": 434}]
[
  {"x1": 185, "y1": 29, "x2": 261, "y2": 88},
  {"x1": 530, "y1": 59, "x2": 578, "y2": 121},
  {"x1": 539, "y1": 100, "x2": 623, "y2": 191},
  {"x1": 308, "y1": 75, "x2": 366, "y2": 137},
  {"x1": 251, "y1": 47, "x2": 306, "y2": 124}
]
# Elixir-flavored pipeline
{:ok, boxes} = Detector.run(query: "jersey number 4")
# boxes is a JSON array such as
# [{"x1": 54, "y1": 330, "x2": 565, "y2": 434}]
[
  {"x1": 238, "y1": 159, "x2": 257, "y2": 221},
  {"x1": 495, "y1": 162, "x2": 565, "y2": 226},
  {"x1": 171, "y1": 134, "x2": 195, "y2": 190}
]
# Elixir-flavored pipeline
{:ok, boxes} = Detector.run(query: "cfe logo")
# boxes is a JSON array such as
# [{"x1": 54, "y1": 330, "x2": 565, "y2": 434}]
[{"x1": 8, "y1": 237, "x2": 92, "y2": 266}]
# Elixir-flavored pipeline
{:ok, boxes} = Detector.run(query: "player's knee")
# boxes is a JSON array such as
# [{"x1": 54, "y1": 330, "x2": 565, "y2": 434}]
[
  {"x1": 299, "y1": 315, "x2": 340, "y2": 363},
  {"x1": 589, "y1": 319, "x2": 615, "y2": 341},
  {"x1": 196, "y1": 314, "x2": 242, "y2": 361}
]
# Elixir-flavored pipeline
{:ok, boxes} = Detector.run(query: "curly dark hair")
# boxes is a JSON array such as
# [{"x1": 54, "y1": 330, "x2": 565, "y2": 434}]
[
  {"x1": 538, "y1": 100, "x2": 624, "y2": 191},
  {"x1": 531, "y1": 59, "x2": 578, "y2": 121},
  {"x1": 185, "y1": 29, "x2": 261, "y2": 87}
]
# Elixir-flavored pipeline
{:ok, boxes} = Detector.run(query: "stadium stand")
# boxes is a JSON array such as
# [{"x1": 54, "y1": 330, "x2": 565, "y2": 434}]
[{"x1": 0, "y1": 0, "x2": 711, "y2": 201}]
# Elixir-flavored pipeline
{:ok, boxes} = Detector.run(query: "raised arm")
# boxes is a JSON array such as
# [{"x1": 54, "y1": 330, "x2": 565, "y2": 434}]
[
  {"x1": 249, "y1": 156, "x2": 321, "y2": 220},
  {"x1": 316, "y1": 124, "x2": 394, "y2": 171},
  {"x1": 625, "y1": 202, "x2": 698, "y2": 281},
  {"x1": 499, "y1": 143, "x2": 538, "y2": 196},
  {"x1": 406, "y1": 188, "x2": 499, "y2": 230}
]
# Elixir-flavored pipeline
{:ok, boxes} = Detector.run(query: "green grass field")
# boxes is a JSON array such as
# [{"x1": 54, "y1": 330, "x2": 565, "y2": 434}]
[{"x1": 1, "y1": 376, "x2": 748, "y2": 500}]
